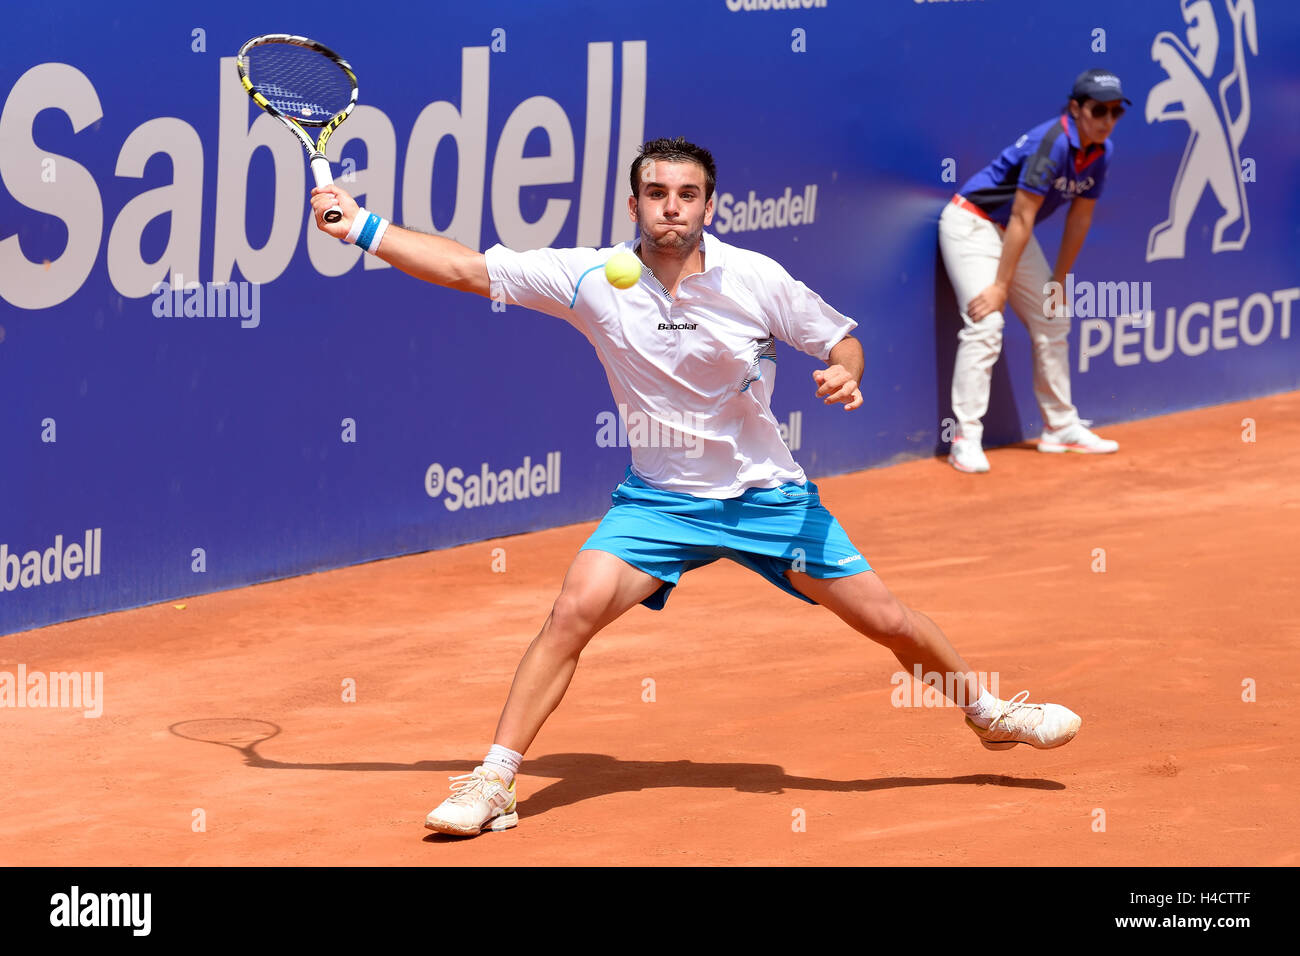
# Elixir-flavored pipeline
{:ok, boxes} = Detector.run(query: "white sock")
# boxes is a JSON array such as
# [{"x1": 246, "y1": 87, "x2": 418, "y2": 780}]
[
  {"x1": 961, "y1": 688, "x2": 999, "y2": 728},
  {"x1": 483, "y1": 744, "x2": 523, "y2": 785}
]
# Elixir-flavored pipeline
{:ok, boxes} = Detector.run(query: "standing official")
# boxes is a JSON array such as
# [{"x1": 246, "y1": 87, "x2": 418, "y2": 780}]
[{"x1": 941, "y1": 69, "x2": 1127, "y2": 473}]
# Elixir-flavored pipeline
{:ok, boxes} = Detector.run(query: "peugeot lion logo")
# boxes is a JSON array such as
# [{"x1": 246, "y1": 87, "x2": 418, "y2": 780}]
[{"x1": 1146, "y1": 0, "x2": 1258, "y2": 261}]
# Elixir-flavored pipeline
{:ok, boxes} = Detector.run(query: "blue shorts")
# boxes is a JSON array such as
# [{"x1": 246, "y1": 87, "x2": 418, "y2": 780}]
[{"x1": 580, "y1": 469, "x2": 872, "y2": 610}]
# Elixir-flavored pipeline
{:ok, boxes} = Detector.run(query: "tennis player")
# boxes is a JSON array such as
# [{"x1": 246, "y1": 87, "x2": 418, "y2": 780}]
[{"x1": 311, "y1": 137, "x2": 1082, "y2": 838}]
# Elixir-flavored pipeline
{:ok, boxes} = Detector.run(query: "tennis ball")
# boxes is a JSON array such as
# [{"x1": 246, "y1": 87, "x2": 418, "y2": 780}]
[{"x1": 604, "y1": 251, "x2": 642, "y2": 290}]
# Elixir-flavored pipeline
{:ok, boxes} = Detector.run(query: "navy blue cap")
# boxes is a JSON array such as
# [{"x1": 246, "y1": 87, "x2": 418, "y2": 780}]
[{"x1": 1071, "y1": 69, "x2": 1132, "y2": 105}]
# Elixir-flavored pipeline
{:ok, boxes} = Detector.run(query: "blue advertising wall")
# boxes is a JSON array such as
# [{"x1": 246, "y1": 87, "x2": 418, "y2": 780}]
[{"x1": 3, "y1": 0, "x2": 1298, "y2": 634}]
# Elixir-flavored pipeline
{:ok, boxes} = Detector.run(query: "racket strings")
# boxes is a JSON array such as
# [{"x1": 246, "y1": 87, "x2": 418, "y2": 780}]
[{"x1": 247, "y1": 44, "x2": 352, "y2": 122}]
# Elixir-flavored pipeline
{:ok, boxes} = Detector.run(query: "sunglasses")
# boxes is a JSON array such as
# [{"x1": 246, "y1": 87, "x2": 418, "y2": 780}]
[{"x1": 1087, "y1": 102, "x2": 1126, "y2": 120}]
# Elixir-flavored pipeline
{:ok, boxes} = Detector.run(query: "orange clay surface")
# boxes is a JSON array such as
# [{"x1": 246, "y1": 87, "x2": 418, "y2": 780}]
[{"x1": 2, "y1": 392, "x2": 1297, "y2": 866}]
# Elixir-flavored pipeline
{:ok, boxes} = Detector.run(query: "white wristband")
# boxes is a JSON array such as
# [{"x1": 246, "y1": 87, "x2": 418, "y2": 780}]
[
  {"x1": 344, "y1": 208, "x2": 389, "y2": 255},
  {"x1": 344, "y1": 207, "x2": 370, "y2": 244},
  {"x1": 367, "y1": 218, "x2": 388, "y2": 255}
]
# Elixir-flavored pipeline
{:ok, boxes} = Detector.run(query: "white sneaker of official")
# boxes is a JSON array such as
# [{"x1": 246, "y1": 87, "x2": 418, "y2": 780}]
[
  {"x1": 948, "y1": 436, "x2": 991, "y2": 473},
  {"x1": 1037, "y1": 421, "x2": 1120, "y2": 454}
]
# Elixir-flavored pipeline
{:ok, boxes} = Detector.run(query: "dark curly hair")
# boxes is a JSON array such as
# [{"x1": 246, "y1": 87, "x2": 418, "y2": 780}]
[{"x1": 629, "y1": 137, "x2": 717, "y2": 201}]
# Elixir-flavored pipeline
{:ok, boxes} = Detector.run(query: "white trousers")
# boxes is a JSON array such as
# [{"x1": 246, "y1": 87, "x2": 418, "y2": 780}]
[{"x1": 938, "y1": 201, "x2": 1079, "y2": 445}]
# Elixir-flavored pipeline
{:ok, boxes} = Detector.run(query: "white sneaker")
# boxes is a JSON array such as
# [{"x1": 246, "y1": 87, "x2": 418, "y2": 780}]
[
  {"x1": 965, "y1": 691, "x2": 1082, "y2": 750},
  {"x1": 948, "y1": 437, "x2": 990, "y2": 473},
  {"x1": 424, "y1": 766, "x2": 519, "y2": 836},
  {"x1": 1038, "y1": 421, "x2": 1119, "y2": 454}
]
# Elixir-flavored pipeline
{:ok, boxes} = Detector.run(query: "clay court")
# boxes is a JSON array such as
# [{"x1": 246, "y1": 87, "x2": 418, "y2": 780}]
[{"x1": 2, "y1": 393, "x2": 1296, "y2": 867}]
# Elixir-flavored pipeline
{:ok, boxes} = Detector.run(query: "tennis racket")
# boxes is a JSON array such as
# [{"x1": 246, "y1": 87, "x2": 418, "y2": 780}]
[{"x1": 236, "y1": 34, "x2": 357, "y2": 223}]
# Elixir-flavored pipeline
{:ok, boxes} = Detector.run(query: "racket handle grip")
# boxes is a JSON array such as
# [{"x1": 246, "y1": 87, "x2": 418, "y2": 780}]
[{"x1": 310, "y1": 154, "x2": 342, "y2": 223}]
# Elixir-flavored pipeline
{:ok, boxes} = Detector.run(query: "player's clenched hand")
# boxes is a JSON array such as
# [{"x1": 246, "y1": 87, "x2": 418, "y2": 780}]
[
  {"x1": 813, "y1": 366, "x2": 863, "y2": 411},
  {"x1": 310, "y1": 185, "x2": 360, "y2": 240},
  {"x1": 967, "y1": 282, "x2": 1008, "y2": 322}
]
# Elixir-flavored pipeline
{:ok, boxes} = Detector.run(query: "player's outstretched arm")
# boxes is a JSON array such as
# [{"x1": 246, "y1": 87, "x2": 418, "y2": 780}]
[{"x1": 310, "y1": 184, "x2": 490, "y2": 298}]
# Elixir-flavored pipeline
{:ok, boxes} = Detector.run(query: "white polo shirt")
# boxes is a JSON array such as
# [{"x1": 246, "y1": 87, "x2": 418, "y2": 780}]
[{"x1": 484, "y1": 230, "x2": 856, "y2": 498}]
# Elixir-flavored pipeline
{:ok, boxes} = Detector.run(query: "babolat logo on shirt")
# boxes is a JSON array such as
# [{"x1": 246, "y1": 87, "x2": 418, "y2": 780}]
[
  {"x1": 658, "y1": 322, "x2": 698, "y2": 330},
  {"x1": 1, "y1": 529, "x2": 103, "y2": 593},
  {"x1": 424, "y1": 452, "x2": 561, "y2": 512}
]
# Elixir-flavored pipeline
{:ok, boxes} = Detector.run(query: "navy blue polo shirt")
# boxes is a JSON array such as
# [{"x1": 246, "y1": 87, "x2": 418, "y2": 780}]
[{"x1": 957, "y1": 114, "x2": 1111, "y2": 226}]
